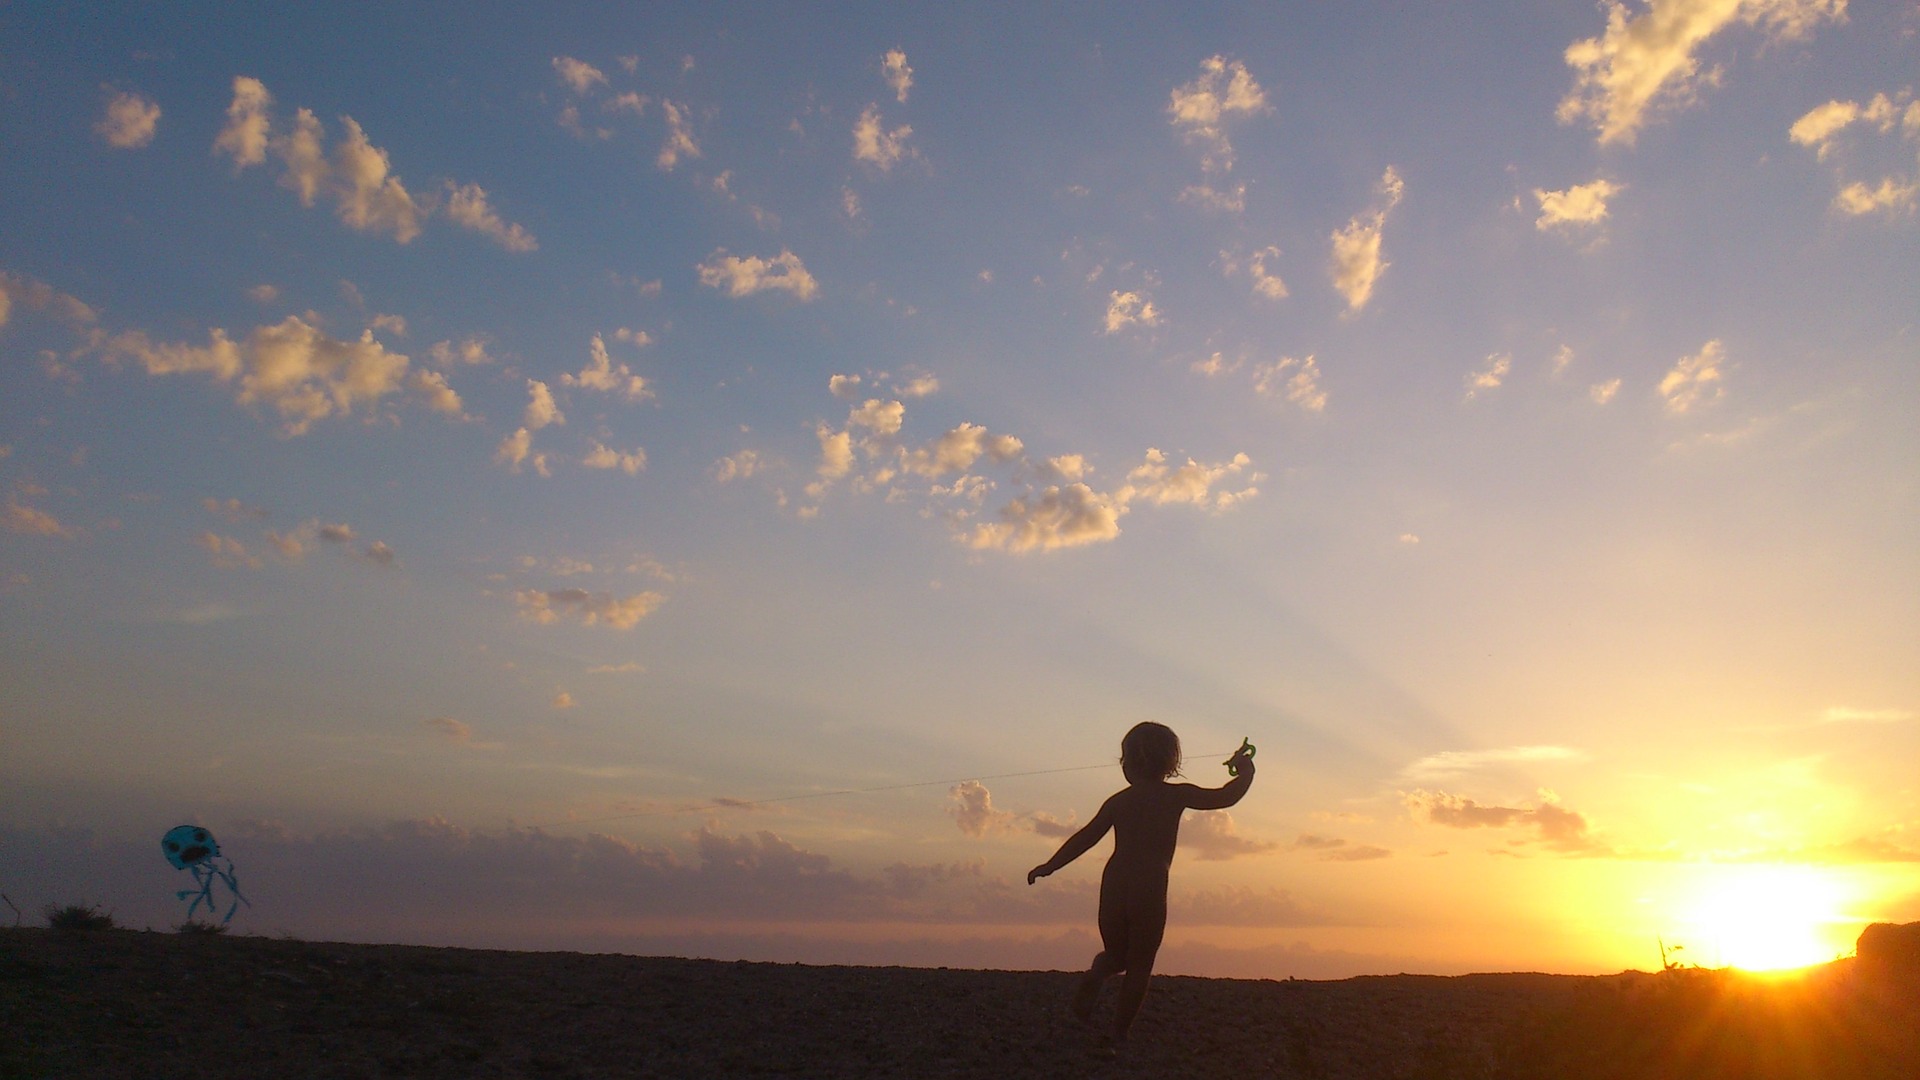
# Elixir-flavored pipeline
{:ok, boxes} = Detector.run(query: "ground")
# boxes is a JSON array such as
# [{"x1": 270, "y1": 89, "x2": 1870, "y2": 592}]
[{"x1": 2, "y1": 928, "x2": 1913, "y2": 1078}]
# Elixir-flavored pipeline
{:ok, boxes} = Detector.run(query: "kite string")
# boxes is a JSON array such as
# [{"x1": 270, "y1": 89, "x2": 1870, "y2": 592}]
[{"x1": 521, "y1": 749, "x2": 1246, "y2": 831}]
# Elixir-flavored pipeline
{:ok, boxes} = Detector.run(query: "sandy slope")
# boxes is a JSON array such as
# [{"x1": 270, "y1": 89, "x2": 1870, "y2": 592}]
[{"x1": 2, "y1": 928, "x2": 1913, "y2": 1079}]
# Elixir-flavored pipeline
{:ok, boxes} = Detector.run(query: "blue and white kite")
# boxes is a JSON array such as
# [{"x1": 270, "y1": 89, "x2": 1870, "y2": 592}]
[{"x1": 161, "y1": 825, "x2": 249, "y2": 925}]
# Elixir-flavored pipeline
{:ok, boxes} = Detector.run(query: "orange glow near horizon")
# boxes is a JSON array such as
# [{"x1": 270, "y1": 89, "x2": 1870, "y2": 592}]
[{"x1": 1676, "y1": 865, "x2": 1851, "y2": 972}]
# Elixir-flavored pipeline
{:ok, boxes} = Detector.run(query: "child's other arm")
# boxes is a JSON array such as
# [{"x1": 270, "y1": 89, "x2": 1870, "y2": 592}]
[
  {"x1": 1027, "y1": 795, "x2": 1117, "y2": 884},
  {"x1": 1180, "y1": 755, "x2": 1254, "y2": 810}
]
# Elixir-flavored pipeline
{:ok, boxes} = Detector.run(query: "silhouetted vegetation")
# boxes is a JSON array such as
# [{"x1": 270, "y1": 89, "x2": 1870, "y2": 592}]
[
  {"x1": 42, "y1": 904, "x2": 114, "y2": 932},
  {"x1": 174, "y1": 920, "x2": 229, "y2": 936}
]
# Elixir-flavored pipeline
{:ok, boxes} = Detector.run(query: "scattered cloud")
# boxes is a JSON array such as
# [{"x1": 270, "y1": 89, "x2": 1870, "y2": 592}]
[
  {"x1": 562, "y1": 335, "x2": 652, "y2": 400},
  {"x1": 1118, "y1": 448, "x2": 1258, "y2": 510},
  {"x1": 551, "y1": 691, "x2": 577, "y2": 710},
  {"x1": 213, "y1": 76, "x2": 531, "y2": 248},
  {"x1": 1589, "y1": 378, "x2": 1622, "y2": 404},
  {"x1": 4, "y1": 499, "x2": 75, "y2": 538},
  {"x1": 96, "y1": 90, "x2": 161, "y2": 148},
  {"x1": 1330, "y1": 167, "x2": 1404, "y2": 313},
  {"x1": 968, "y1": 484, "x2": 1125, "y2": 553},
  {"x1": 1168, "y1": 56, "x2": 1269, "y2": 172},
  {"x1": 1103, "y1": 290, "x2": 1162, "y2": 334},
  {"x1": 428, "y1": 336, "x2": 494, "y2": 367},
  {"x1": 1535, "y1": 178, "x2": 1622, "y2": 231},
  {"x1": 1405, "y1": 789, "x2": 1608, "y2": 854},
  {"x1": 552, "y1": 56, "x2": 608, "y2": 96},
  {"x1": 359, "y1": 540, "x2": 396, "y2": 566},
  {"x1": 196, "y1": 530, "x2": 262, "y2": 569},
  {"x1": 582, "y1": 441, "x2": 646, "y2": 475},
  {"x1": 1463, "y1": 353, "x2": 1512, "y2": 399},
  {"x1": 1659, "y1": 338, "x2": 1727, "y2": 413},
  {"x1": 443, "y1": 182, "x2": 538, "y2": 252},
  {"x1": 1181, "y1": 811, "x2": 1279, "y2": 861},
  {"x1": 697, "y1": 249, "x2": 819, "y2": 300},
  {"x1": 1179, "y1": 183, "x2": 1246, "y2": 212},
  {"x1": 853, "y1": 105, "x2": 915, "y2": 171},
  {"x1": 882, "y1": 49, "x2": 913, "y2": 103},
  {"x1": 948, "y1": 781, "x2": 1018, "y2": 838},
  {"x1": 1251, "y1": 355, "x2": 1324, "y2": 411},
  {"x1": 245, "y1": 284, "x2": 280, "y2": 305},
  {"x1": 202, "y1": 497, "x2": 267, "y2": 523},
  {"x1": 102, "y1": 315, "x2": 411, "y2": 435},
  {"x1": 1833, "y1": 177, "x2": 1918, "y2": 216},
  {"x1": 514, "y1": 588, "x2": 664, "y2": 630},
  {"x1": 523, "y1": 379, "x2": 563, "y2": 430},
  {"x1": 712, "y1": 450, "x2": 763, "y2": 483},
  {"x1": 657, "y1": 100, "x2": 700, "y2": 170},
  {"x1": 408, "y1": 368, "x2": 466, "y2": 417},
  {"x1": 1557, "y1": 0, "x2": 1846, "y2": 146},
  {"x1": 587, "y1": 661, "x2": 645, "y2": 675}
]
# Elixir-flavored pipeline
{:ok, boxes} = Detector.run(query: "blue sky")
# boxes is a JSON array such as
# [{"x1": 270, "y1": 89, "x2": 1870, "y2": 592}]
[{"x1": 3, "y1": 2, "x2": 1916, "y2": 976}]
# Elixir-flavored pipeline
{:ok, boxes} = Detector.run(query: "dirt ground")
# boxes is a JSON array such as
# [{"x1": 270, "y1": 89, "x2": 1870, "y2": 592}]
[{"x1": 2, "y1": 928, "x2": 1914, "y2": 1079}]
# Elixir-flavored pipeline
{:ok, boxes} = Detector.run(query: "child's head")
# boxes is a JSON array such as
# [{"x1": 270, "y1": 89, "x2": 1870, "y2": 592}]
[{"x1": 1120, "y1": 721, "x2": 1182, "y2": 781}]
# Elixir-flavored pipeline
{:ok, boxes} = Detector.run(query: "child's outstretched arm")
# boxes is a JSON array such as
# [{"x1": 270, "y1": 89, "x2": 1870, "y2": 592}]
[
  {"x1": 1181, "y1": 750, "x2": 1255, "y2": 810},
  {"x1": 1027, "y1": 795, "x2": 1116, "y2": 885}
]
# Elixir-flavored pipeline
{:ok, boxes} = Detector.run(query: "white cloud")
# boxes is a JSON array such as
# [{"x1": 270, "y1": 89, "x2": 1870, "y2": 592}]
[
  {"x1": 853, "y1": 105, "x2": 915, "y2": 171},
  {"x1": 246, "y1": 284, "x2": 280, "y2": 305},
  {"x1": 1168, "y1": 56, "x2": 1269, "y2": 172},
  {"x1": 697, "y1": 249, "x2": 819, "y2": 301},
  {"x1": 1119, "y1": 448, "x2": 1259, "y2": 511},
  {"x1": 443, "y1": 182, "x2": 538, "y2": 252},
  {"x1": 900, "y1": 422, "x2": 1022, "y2": 478},
  {"x1": 515, "y1": 588, "x2": 664, "y2": 630},
  {"x1": 969, "y1": 483, "x2": 1126, "y2": 553},
  {"x1": 408, "y1": 368, "x2": 465, "y2": 416},
  {"x1": 882, "y1": 49, "x2": 913, "y2": 103},
  {"x1": 428, "y1": 336, "x2": 494, "y2": 367},
  {"x1": 893, "y1": 373, "x2": 939, "y2": 398},
  {"x1": 330, "y1": 117, "x2": 424, "y2": 242},
  {"x1": 1535, "y1": 179, "x2": 1622, "y2": 230},
  {"x1": 815, "y1": 426, "x2": 854, "y2": 481},
  {"x1": 1329, "y1": 167, "x2": 1403, "y2": 313},
  {"x1": 1251, "y1": 355, "x2": 1324, "y2": 411},
  {"x1": 657, "y1": 100, "x2": 700, "y2": 170},
  {"x1": 1551, "y1": 344, "x2": 1576, "y2": 375},
  {"x1": 523, "y1": 379, "x2": 564, "y2": 430},
  {"x1": 552, "y1": 56, "x2": 608, "y2": 95},
  {"x1": 103, "y1": 315, "x2": 411, "y2": 435},
  {"x1": 425, "y1": 715, "x2": 473, "y2": 741},
  {"x1": 495, "y1": 427, "x2": 535, "y2": 473},
  {"x1": 562, "y1": 335, "x2": 652, "y2": 400},
  {"x1": 1659, "y1": 338, "x2": 1727, "y2": 413},
  {"x1": 1558, "y1": 0, "x2": 1847, "y2": 146},
  {"x1": 583, "y1": 441, "x2": 646, "y2": 475},
  {"x1": 1589, "y1": 378, "x2": 1622, "y2": 404},
  {"x1": 359, "y1": 540, "x2": 396, "y2": 567},
  {"x1": 1246, "y1": 246, "x2": 1288, "y2": 299},
  {"x1": 369, "y1": 313, "x2": 407, "y2": 337},
  {"x1": 1833, "y1": 177, "x2": 1918, "y2": 216},
  {"x1": 948, "y1": 781, "x2": 1017, "y2": 838},
  {"x1": 1103, "y1": 290, "x2": 1161, "y2": 334},
  {"x1": 96, "y1": 90, "x2": 161, "y2": 149},
  {"x1": 712, "y1": 450, "x2": 762, "y2": 482},
  {"x1": 552, "y1": 691, "x2": 577, "y2": 710},
  {"x1": 828, "y1": 374, "x2": 863, "y2": 399},
  {"x1": 212, "y1": 76, "x2": 271, "y2": 166},
  {"x1": 1463, "y1": 353, "x2": 1512, "y2": 399}
]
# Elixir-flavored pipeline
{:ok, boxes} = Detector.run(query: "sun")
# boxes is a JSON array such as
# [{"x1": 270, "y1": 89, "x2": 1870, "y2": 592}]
[{"x1": 1678, "y1": 865, "x2": 1847, "y2": 972}]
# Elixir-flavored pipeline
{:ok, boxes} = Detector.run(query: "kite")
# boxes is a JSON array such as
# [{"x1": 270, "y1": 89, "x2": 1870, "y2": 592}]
[{"x1": 161, "y1": 825, "x2": 249, "y2": 925}]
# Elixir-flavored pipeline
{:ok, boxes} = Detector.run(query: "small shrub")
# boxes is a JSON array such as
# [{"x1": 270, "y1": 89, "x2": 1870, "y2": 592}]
[
  {"x1": 44, "y1": 903, "x2": 114, "y2": 931},
  {"x1": 175, "y1": 919, "x2": 229, "y2": 936}
]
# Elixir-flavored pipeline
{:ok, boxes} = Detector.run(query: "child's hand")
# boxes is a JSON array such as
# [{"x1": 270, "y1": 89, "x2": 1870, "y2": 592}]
[
  {"x1": 1226, "y1": 748, "x2": 1256, "y2": 777},
  {"x1": 1027, "y1": 864, "x2": 1052, "y2": 885}
]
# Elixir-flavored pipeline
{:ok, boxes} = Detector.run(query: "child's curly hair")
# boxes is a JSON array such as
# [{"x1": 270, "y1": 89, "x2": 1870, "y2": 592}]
[{"x1": 1121, "y1": 721, "x2": 1183, "y2": 780}]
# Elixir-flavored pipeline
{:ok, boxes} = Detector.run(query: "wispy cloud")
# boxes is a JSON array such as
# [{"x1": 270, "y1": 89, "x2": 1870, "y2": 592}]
[
  {"x1": 1330, "y1": 167, "x2": 1404, "y2": 313},
  {"x1": 1660, "y1": 339, "x2": 1727, "y2": 413},
  {"x1": 1401, "y1": 746, "x2": 1585, "y2": 781},
  {"x1": 697, "y1": 249, "x2": 819, "y2": 300},
  {"x1": 96, "y1": 89, "x2": 161, "y2": 149},
  {"x1": 1558, "y1": 0, "x2": 1846, "y2": 146},
  {"x1": 1405, "y1": 789, "x2": 1608, "y2": 855},
  {"x1": 1168, "y1": 56, "x2": 1269, "y2": 173}
]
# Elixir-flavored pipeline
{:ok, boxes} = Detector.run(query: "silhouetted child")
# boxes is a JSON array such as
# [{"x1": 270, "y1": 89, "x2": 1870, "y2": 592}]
[{"x1": 1028, "y1": 722, "x2": 1255, "y2": 1045}]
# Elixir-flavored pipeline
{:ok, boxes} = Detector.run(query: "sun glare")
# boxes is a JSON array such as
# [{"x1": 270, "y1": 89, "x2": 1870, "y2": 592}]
[{"x1": 1679, "y1": 866, "x2": 1848, "y2": 972}]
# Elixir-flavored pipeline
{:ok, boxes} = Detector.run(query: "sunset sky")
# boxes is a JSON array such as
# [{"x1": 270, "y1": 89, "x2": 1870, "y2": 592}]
[{"x1": 3, "y1": 2, "x2": 1916, "y2": 978}]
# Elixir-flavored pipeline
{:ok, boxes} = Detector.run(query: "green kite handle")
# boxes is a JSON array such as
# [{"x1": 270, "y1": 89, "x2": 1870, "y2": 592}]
[{"x1": 1225, "y1": 737, "x2": 1256, "y2": 776}]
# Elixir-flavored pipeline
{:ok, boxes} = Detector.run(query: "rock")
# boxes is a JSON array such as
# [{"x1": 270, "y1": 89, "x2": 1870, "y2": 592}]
[{"x1": 1855, "y1": 921, "x2": 1920, "y2": 978}]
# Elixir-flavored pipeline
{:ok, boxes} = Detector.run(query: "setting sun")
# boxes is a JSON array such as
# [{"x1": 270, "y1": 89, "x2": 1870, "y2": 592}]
[{"x1": 1680, "y1": 866, "x2": 1849, "y2": 972}]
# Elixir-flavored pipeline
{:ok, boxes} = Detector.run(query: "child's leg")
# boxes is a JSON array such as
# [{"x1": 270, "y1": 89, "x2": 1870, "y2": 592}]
[
  {"x1": 1110, "y1": 899, "x2": 1166, "y2": 1042},
  {"x1": 1075, "y1": 877, "x2": 1131, "y2": 1021}
]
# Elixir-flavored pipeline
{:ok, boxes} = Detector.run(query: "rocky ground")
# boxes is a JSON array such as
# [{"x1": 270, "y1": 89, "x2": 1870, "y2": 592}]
[{"x1": 2, "y1": 927, "x2": 1914, "y2": 1079}]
